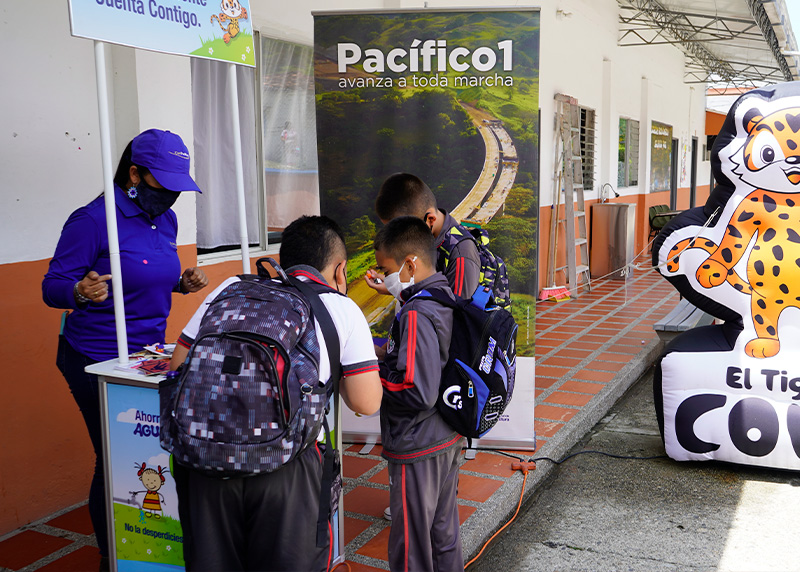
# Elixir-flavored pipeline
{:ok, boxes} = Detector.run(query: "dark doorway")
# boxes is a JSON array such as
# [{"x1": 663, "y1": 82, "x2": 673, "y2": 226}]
[
  {"x1": 690, "y1": 136, "x2": 698, "y2": 208},
  {"x1": 707, "y1": 135, "x2": 717, "y2": 193},
  {"x1": 670, "y1": 138, "x2": 679, "y2": 210}
]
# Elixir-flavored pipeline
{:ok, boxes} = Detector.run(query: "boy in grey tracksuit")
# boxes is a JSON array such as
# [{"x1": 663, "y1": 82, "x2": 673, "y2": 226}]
[{"x1": 374, "y1": 216, "x2": 465, "y2": 572}]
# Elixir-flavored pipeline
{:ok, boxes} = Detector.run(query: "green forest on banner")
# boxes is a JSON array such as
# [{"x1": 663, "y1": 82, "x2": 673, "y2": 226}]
[{"x1": 314, "y1": 10, "x2": 539, "y2": 354}]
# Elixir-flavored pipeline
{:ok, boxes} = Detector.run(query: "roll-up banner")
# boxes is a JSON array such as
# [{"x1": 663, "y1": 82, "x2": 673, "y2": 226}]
[{"x1": 313, "y1": 9, "x2": 540, "y2": 449}]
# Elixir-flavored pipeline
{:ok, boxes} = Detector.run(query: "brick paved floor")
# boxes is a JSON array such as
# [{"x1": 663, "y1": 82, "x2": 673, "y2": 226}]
[{"x1": 0, "y1": 261, "x2": 679, "y2": 571}]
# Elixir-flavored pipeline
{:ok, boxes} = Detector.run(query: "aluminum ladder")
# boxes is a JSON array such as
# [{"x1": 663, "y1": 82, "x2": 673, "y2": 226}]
[{"x1": 552, "y1": 93, "x2": 591, "y2": 296}]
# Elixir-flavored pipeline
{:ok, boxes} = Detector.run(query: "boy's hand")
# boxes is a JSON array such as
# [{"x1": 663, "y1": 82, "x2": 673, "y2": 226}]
[
  {"x1": 374, "y1": 342, "x2": 387, "y2": 361},
  {"x1": 365, "y1": 269, "x2": 390, "y2": 296}
]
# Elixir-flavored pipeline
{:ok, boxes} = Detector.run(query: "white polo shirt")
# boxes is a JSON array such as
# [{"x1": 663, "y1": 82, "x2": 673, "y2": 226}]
[{"x1": 177, "y1": 268, "x2": 379, "y2": 384}]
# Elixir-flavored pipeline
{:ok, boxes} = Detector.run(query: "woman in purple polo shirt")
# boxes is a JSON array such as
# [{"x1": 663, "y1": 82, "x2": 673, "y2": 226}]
[{"x1": 42, "y1": 129, "x2": 209, "y2": 565}]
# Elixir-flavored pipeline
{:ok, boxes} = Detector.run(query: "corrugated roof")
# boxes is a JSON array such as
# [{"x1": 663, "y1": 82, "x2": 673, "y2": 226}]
[{"x1": 618, "y1": 0, "x2": 800, "y2": 87}]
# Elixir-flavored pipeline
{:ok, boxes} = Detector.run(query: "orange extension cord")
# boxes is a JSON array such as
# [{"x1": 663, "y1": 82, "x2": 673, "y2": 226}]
[
  {"x1": 332, "y1": 461, "x2": 533, "y2": 571},
  {"x1": 465, "y1": 461, "x2": 533, "y2": 568}
]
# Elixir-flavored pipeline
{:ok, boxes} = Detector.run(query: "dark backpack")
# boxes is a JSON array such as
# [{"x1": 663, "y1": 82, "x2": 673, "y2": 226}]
[
  {"x1": 159, "y1": 259, "x2": 338, "y2": 477},
  {"x1": 415, "y1": 285, "x2": 518, "y2": 442},
  {"x1": 438, "y1": 223, "x2": 511, "y2": 309},
  {"x1": 160, "y1": 258, "x2": 341, "y2": 546}
]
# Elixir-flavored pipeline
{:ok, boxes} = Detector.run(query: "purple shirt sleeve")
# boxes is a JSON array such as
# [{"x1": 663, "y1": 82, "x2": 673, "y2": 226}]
[{"x1": 42, "y1": 208, "x2": 103, "y2": 310}]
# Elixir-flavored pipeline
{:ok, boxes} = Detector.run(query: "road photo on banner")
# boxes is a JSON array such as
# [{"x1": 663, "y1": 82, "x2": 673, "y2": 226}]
[{"x1": 314, "y1": 10, "x2": 540, "y2": 356}]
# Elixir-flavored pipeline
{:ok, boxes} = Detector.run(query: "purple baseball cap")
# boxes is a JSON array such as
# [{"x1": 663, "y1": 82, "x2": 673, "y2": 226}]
[{"x1": 131, "y1": 129, "x2": 202, "y2": 193}]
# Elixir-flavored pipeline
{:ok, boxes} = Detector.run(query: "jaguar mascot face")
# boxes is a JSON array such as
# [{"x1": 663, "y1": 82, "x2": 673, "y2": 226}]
[{"x1": 654, "y1": 82, "x2": 800, "y2": 471}]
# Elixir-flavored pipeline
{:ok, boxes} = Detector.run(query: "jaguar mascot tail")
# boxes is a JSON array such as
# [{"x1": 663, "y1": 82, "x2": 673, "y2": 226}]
[{"x1": 654, "y1": 82, "x2": 800, "y2": 471}]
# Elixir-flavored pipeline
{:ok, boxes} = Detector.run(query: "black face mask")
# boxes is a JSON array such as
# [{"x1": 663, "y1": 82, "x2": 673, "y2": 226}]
[{"x1": 134, "y1": 180, "x2": 180, "y2": 218}]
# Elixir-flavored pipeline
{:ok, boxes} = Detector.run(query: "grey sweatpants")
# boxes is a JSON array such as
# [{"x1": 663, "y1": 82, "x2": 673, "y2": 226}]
[{"x1": 387, "y1": 445, "x2": 464, "y2": 572}]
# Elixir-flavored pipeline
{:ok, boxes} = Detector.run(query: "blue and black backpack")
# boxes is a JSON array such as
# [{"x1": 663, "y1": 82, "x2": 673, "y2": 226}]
[{"x1": 416, "y1": 285, "x2": 518, "y2": 443}]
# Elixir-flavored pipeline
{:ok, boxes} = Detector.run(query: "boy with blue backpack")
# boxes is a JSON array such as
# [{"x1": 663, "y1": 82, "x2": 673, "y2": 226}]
[
  {"x1": 163, "y1": 215, "x2": 382, "y2": 572},
  {"x1": 374, "y1": 216, "x2": 465, "y2": 572}
]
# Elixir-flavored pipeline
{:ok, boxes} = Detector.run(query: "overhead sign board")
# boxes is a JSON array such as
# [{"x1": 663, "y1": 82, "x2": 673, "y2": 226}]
[{"x1": 68, "y1": 0, "x2": 255, "y2": 66}]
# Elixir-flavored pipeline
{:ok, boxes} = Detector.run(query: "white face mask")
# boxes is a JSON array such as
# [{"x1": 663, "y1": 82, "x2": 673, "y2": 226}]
[
  {"x1": 384, "y1": 271, "x2": 414, "y2": 299},
  {"x1": 383, "y1": 257, "x2": 416, "y2": 299}
]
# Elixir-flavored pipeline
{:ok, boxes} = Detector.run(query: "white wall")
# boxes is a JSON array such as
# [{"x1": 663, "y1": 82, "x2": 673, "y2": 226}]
[
  {"x1": 130, "y1": 50, "x2": 197, "y2": 245},
  {"x1": 0, "y1": 1, "x2": 196, "y2": 265},
  {"x1": 251, "y1": 0, "x2": 393, "y2": 43},
  {"x1": 1, "y1": 0, "x2": 709, "y2": 265},
  {"x1": 1, "y1": 3, "x2": 102, "y2": 265},
  {"x1": 532, "y1": 0, "x2": 709, "y2": 205}
]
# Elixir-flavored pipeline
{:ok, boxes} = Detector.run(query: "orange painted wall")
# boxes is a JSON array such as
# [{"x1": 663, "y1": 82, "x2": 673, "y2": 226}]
[
  {"x1": 1, "y1": 258, "x2": 93, "y2": 534},
  {"x1": 0, "y1": 246, "x2": 266, "y2": 536},
  {"x1": 536, "y1": 185, "x2": 711, "y2": 293},
  {"x1": 706, "y1": 110, "x2": 726, "y2": 136}
]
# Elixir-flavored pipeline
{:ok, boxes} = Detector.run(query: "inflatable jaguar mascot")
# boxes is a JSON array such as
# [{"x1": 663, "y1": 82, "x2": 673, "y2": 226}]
[{"x1": 654, "y1": 82, "x2": 800, "y2": 470}]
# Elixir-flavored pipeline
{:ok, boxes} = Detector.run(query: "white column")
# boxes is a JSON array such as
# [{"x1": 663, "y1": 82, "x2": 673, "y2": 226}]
[
  {"x1": 600, "y1": 58, "x2": 613, "y2": 189},
  {"x1": 94, "y1": 41, "x2": 129, "y2": 363},
  {"x1": 639, "y1": 76, "x2": 650, "y2": 194}
]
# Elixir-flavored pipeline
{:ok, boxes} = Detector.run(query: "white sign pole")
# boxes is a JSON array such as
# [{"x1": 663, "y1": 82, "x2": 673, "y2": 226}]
[
  {"x1": 228, "y1": 63, "x2": 250, "y2": 274},
  {"x1": 94, "y1": 40, "x2": 129, "y2": 364}
]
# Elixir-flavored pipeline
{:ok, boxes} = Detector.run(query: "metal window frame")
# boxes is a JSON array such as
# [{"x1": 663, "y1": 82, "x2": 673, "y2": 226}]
[
  {"x1": 253, "y1": 29, "x2": 268, "y2": 252},
  {"x1": 580, "y1": 106, "x2": 596, "y2": 192},
  {"x1": 618, "y1": 117, "x2": 640, "y2": 188}
]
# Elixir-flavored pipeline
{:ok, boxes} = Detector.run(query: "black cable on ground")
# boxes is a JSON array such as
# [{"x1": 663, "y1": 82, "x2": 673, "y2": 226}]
[{"x1": 530, "y1": 450, "x2": 669, "y2": 464}]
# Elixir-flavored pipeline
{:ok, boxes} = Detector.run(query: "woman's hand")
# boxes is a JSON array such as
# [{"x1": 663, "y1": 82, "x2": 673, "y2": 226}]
[
  {"x1": 76, "y1": 271, "x2": 112, "y2": 304},
  {"x1": 180, "y1": 267, "x2": 209, "y2": 293}
]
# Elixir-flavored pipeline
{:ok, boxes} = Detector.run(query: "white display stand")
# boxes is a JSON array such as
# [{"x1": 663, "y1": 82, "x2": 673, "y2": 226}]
[
  {"x1": 88, "y1": 359, "x2": 345, "y2": 572},
  {"x1": 88, "y1": 361, "x2": 182, "y2": 572}
]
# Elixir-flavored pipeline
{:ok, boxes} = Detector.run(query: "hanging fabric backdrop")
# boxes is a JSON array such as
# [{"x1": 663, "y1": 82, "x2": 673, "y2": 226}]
[{"x1": 191, "y1": 59, "x2": 260, "y2": 250}]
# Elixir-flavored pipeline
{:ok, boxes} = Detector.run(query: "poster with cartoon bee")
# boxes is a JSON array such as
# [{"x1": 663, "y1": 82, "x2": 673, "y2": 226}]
[
  {"x1": 104, "y1": 381, "x2": 185, "y2": 571},
  {"x1": 68, "y1": 0, "x2": 254, "y2": 67},
  {"x1": 654, "y1": 83, "x2": 800, "y2": 471}
]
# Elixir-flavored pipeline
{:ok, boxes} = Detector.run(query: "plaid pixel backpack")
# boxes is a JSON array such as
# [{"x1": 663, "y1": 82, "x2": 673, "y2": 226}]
[
  {"x1": 438, "y1": 223, "x2": 511, "y2": 308},
  {"x1": 159, "y1": 258, "x2": 340, "y2": 480}
]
